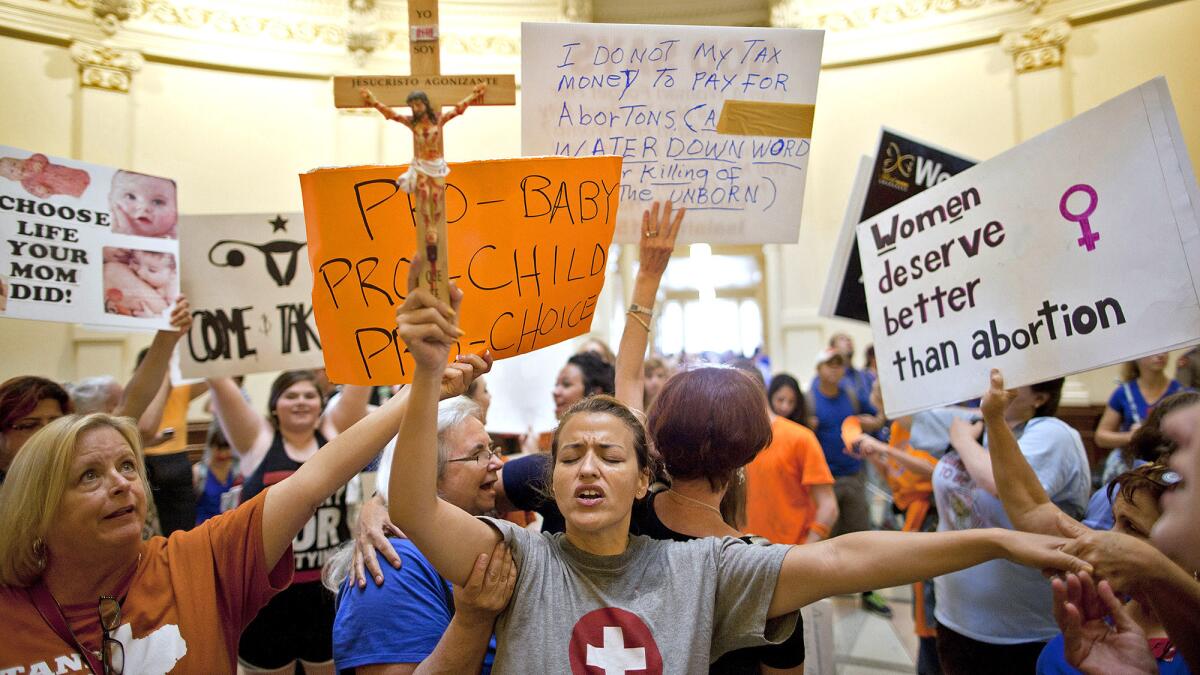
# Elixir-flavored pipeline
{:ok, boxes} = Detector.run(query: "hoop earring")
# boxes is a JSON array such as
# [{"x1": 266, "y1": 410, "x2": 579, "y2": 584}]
[{"x1": 32, "y1": 538, "x2": 46, "y2": 571}]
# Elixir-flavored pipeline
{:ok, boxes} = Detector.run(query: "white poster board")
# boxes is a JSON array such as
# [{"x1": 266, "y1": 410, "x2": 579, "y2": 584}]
[
  {"x1": 859, "y1": 78, "x2": 1200, "y2": 417},
  {"x1": 484, "y1": 339, "x2": 575, "y2": 435},
  {"x1": 177, "y1": 212, "x2": 324, "y2": 378},
  {"x1": 521, "y1": 22, "x2": 824, "y2": 244},
  {"x1": 0, "y1": 146, "x2": 179, "y2": 329}
]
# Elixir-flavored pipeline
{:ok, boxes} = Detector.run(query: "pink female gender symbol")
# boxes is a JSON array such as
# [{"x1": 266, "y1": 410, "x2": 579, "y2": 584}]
[{"x1": 1059, "y1": 184, "x2": 1100, "y2": 252}]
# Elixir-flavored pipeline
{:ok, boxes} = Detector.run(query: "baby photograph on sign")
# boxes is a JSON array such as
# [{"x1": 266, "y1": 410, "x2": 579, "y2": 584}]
[{"x1": 0, "y1": 145, "x2": 181, "y2": 330}]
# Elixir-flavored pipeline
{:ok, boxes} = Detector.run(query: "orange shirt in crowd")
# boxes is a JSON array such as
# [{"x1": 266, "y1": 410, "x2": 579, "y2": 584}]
[
  {"x1": 0, "y1": 490, "x2": 292, "y2": 673},
  {"x1": 143, "y1": 386, "x2": 190, "y2": 457},
  {"x1": 744, "y1": 416, "x2": 835, "y2": 544}
]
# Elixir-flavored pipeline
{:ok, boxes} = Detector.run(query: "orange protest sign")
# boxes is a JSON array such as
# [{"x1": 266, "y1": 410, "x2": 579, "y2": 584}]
[{"x1": 299, "y1": 156, "x2": 623, "y2": 385}]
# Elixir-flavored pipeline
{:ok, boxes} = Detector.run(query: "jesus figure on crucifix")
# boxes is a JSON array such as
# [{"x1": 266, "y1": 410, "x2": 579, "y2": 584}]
[{"x1": 359, "y1": 82, "x2": 486, "y2": 284}]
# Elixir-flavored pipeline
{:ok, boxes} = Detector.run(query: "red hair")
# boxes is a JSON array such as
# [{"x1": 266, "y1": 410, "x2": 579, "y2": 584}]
[
  {"x1": 0, "y1": 376, "x2": 71, "y2": 430},
  {"x1": 648, "y1": 367, "x2": 772, "y2": 490}
]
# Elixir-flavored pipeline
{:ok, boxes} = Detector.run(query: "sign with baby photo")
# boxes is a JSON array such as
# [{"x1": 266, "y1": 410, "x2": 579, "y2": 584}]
[
  {"x1": 0, "y1": 146, "x2": 180, "y2": 329},
  {"x1": 300, "y1": 155, "x2": 622, "y2": 385},
  {"x1": 176, "y1": 212, "x2": 324, "y2": 378},
  {"x1": 860, "y1": 78, "x2": 1200, "y2": 416}
]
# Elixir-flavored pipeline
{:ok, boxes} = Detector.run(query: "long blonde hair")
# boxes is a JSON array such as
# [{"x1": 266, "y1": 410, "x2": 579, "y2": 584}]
[{"x1": 0, "y1": 413, "x2": 146, "y2": 587}]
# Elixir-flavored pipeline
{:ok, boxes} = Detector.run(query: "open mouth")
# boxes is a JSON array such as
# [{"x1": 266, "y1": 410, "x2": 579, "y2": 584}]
[
  {"x1": 480, "y1": 478, "x2": 497, "y2": 491},
  {"x1": 574, "y1": 485, "x2": 606, "y2": 506},
  {"x1": 104, "y1": 505, "x2": 135, "y2": 520}
]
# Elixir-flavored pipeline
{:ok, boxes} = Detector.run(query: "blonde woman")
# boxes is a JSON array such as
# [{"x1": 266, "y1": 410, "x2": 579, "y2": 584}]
[{"x1": 0, "y1": 353, "x2": 488, "y2": 672}]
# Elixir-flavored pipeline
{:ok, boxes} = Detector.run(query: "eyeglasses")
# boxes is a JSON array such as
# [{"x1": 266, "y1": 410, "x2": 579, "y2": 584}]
[
  {"x1": 98, "y1": 595, "x2": 124, "y2": 675},
  {"x1": 447, "y1": 445, "x2": 502, "y2": 466}
]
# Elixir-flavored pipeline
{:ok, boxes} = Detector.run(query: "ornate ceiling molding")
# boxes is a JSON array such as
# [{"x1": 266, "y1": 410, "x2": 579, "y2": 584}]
[
  {"x1": 1, "y1": 0, "x2": 545, "y2": 78},
  {"x1": 1000, "y1": 17, "x2": 1070, "y2": 72},
  {"x1": 769, "y1": 0, "x2": 1178, "y2": 66},
  {"x1": 69, "y1": 37, "x2": 142, "y2": 90}
]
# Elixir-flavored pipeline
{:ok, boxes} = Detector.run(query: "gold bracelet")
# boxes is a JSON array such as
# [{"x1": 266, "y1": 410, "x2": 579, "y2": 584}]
[
  {"x1": 626, "y1": 310, "x2": 651, "y2": 332},
  {"x1": 628, "y1": 302, "x2": 653, "y2": 317}
]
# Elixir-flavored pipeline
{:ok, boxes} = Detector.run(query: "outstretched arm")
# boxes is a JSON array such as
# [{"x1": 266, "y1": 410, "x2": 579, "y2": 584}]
[
  {"x1": 387, "y1": 260, "x2": 500, "y2": 586},
  {"x1": 980, "y1": 369, "x2": 1067, "y2": 535},
  {"x1": 767, "y1": 528, "x2": 1090, "y2": 618},
  {"x1": 115, "y1": 296, "x2": 191, "y2": 420},
  {"x1": 614, "y1": 201, "x2": 684, "y2": 410},
  {"x1": 440, "y1": 84, "x2": 487, "y2": 125},
  {"x1": 361, "y1": 87, "x2": 414, "y2": 129}
]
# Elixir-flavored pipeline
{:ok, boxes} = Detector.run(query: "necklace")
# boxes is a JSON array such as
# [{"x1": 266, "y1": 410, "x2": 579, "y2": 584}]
[{"x1": 666, "y1": 489, "x2": 724, "y2": 517}]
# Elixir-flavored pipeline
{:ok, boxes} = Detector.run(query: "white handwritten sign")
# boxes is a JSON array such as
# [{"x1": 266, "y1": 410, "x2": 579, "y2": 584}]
[
  {"x1": 521, "y1": 22, "x2": 823, "y2": 244},
  {"x1": 859, "y1": 78, "x2": 1200, "y2": 417},
  {"x1": 0, "y1": 146, "x2": 179, "y2": 329},
  {"x1": 176, "y1": 212, "x2": 324, "y2": 378}
]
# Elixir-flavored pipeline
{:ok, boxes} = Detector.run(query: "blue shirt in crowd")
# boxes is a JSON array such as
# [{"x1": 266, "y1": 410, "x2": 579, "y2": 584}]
[
  {"x1": 333, "y1": 537, "x2": 496, "y2": 673},
  {"x1": 810, "y1": 379, "x2": 875, "y2": 476}
]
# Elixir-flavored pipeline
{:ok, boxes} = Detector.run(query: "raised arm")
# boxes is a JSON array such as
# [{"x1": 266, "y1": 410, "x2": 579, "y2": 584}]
[
  {"x1": 439, "y1": 84, "x2": 487, "y2": 125},
  {"x1": 981, "y1": 369, "x2": 1066, "y2": 535},
  {"x1": 948, "y1": 416, "x2": 997, "y2": 495},
  {"x1": 387, "y1": 261, "x2": 500, "y2": 586},
  {"x1": 614, "y1": 201, "x2": 684, "y2": 410},
  {"x1": 767, "y1": 527, "x2": 1091, "y2": 618},
  {"x1": 207, "y1": 376, "x2": 270, "y2": 465},
  {"x1": 322, "y1": 384, "x2": 374, "y2": 437},
  {"x1": 361, "y1": 87, "x2": 413, "y2": 129},
  {"x1": 114, "y1": 296, "x2": 191, "y2": 420},
  {"x1": 261, "y1": 385, "x2": 410, "y2": 567}
]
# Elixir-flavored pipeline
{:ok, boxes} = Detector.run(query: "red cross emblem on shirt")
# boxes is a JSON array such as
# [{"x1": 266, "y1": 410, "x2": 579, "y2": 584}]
[{"x1": 568, "y1": 607, "x2": 663, "y2": 675}]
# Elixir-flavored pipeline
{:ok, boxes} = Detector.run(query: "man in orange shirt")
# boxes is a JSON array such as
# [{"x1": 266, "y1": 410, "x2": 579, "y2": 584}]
[{"x1": 736, "y1": 364, "x2": 839, "y2": 544}]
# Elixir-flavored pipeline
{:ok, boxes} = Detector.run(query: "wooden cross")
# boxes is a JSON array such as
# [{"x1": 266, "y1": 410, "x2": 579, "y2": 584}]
[{"x1": 332, "y1": 0, "x2": 516, "y2": 301}]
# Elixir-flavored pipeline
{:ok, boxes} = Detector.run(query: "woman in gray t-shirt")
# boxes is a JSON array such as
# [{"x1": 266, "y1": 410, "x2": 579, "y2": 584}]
[{"x1": 385, "y1": 267, "x2": 1094, "y2": 674}]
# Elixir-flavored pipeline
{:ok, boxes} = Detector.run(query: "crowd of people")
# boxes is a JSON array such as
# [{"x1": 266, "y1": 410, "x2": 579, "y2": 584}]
[{"x1": 0, "y1": 202, "x2": 1198, "y2": 675}]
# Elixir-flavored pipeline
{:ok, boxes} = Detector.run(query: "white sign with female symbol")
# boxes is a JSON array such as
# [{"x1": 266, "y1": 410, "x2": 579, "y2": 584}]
[{"x1": 857, "y1": 77, "x2": 1200, "y2": 417}]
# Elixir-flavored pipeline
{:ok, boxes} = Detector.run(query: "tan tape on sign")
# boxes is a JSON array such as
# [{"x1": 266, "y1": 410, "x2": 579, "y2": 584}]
[{"x1": 716, "y1": 100, "x2": 816, "y2": 138}]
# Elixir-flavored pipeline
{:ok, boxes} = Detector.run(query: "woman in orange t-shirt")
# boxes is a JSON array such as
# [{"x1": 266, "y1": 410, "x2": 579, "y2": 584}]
[{"x1": 0, "y1": 345, "x2": 490, "y2": 673}]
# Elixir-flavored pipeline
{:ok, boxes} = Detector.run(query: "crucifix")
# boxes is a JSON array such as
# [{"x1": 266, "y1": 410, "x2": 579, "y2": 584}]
[{"x1": 333, "y1": 0, "x2": 516, "y2": 301}]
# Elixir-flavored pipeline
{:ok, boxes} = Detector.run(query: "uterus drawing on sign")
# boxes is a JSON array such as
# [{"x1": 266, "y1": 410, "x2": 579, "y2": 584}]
[{"x1": 208, "y1": 215, "x2": 307, "y2": 287}]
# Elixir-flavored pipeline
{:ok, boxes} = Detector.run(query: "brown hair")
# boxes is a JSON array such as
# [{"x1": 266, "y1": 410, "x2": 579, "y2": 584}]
[
  {"x1": 552, "y1": 396, "x2": 656, "y2": 471},
  {"x1": 648, "y1": 367, "x2": 772, "y2": 491},
  {"x1": 1124, "y1": 390, "x2": 1200, "y2": 463},
  {"x1": 0, "y1": 376, "x2": 72, "y2": 431},
  {"x1": 1106, "y1": 462, "x2": 1175, "y2": 508},
  {"x1": 267, "y1": 370, "x2": 325, "y2": 427},
  {"x1": 1030, "y1": 378, "x2": 1065, "y2": 418},
  {"x1": 1120, "y1": 360, "x2": 1140, "y2": 383}
]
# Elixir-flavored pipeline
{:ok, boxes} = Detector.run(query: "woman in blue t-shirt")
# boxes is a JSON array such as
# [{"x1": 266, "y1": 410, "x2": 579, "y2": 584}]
[{"x1": 1095, "y1": 353, "x2": 1184, "y2": 484}]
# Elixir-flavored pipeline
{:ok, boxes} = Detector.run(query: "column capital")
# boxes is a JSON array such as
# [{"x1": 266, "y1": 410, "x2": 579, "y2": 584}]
[
  {"x1": 1000, "y1": 18, "x2": 1071, "y2": 73},
  {"x1": 69, "y1": 40, "x2": 144, "y2": 92},
  {"x1": 562, "y1": 0, "x2": 594, "y2": 23}
]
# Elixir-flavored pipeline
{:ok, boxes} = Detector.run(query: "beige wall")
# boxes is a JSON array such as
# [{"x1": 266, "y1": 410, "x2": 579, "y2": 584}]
[
  {"x1": 1, "y1": 0, "x2": 1197, "y2": 408},
  {"x1": 768, "y1": 0, "x2": 1200, "y2": 400}
]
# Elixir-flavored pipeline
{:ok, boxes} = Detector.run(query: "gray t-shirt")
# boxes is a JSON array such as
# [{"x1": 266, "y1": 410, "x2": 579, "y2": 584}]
[{"x1": 481, "y1": 517, "x2": 798, "y2": 674}]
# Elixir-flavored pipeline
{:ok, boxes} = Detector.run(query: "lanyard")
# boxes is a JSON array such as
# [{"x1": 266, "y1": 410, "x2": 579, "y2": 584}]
[{"x1": 27, "y1": 581, "x2": 106, "y2": 674}]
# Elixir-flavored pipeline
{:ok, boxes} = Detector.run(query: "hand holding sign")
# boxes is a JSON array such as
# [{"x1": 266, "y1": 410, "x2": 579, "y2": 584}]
[
  {"x1": 396, "y1": 254, "x2": 464, "y2": 372},
  {"x1": 979, "y1": 369, "x2": 1015, "y2": 421}
]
